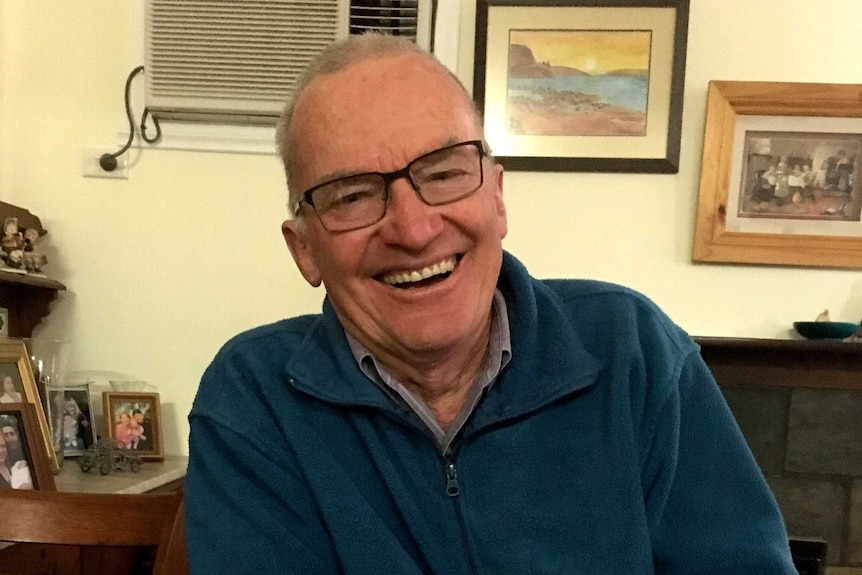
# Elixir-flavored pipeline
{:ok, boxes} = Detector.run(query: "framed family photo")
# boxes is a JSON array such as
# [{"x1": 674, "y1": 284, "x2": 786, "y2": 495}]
[
  {"x1": 0, "y1": 340, "x2": 57, "y2": 472},
  {"x1": 692, "y1": 81, "x2": 862, "y2": 269},
  {"x1": 473, "y1": 0, "x2": 689, "y2": 173},
  {"x1": 0, "y1": 403, "x2": 56, "y2": 490},
  {"x1": 103, "y1": 392, "x2": 163, "y2": 461},
  {"x1": 46, "y1": 383, "x2": 96, "y2": 458}
]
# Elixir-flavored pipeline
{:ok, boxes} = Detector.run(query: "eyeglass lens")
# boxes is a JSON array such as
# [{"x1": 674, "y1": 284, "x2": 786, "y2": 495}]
[{"x1": 306, "y1": 141, "x2": 484, "y2": 232}]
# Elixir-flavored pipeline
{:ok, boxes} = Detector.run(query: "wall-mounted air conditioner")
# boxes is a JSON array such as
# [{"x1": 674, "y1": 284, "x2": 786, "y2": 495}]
[{"x1": 144, "y1": 0, "x2": 434, "y2": 125}]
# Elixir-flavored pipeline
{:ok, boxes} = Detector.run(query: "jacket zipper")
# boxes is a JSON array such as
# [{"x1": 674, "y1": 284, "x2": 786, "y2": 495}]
[
  {"x1": 442, "y1": 450, "x2": 478, "y2": 575},
  {"x1": 445, "y1": 461, "x2": 460, "y2": 496}
]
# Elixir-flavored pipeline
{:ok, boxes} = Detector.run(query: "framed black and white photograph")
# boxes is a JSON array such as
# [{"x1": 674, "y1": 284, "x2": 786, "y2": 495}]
[
  {"x1": 473, "y1": 0, "x2": 689, "y2": 173},
  {"x1": 0, "y1": 403, "x2": 56, "y2": 490},
  {"x1": 693, "y1": 80, "x2": 862, "y2": 269},
  {"x1": 736, "y1": 132, "x2": 860, "y2": 222}
]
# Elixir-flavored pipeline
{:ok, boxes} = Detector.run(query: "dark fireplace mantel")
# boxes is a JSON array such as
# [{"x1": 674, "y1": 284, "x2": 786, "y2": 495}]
[
  {"x1": 695, "y1": 336, "x2": 862, "y2": 390},
  {"x1": 694, "y1": 336, "x2": 862, "y2": 568}
]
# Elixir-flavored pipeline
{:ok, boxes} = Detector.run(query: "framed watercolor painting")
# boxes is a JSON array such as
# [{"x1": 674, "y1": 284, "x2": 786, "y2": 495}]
[
  {"x1": 473, "y1": 0, "x2": 689, "y2": 172},
  {"x1": 692, "y1": 81, "x2": 862, "y2": 269},
  {"x1": 103, "y1": 392, "x2": 164, "y2": 461},
  {"x1": 0, "y1": 403, "x2": 57, "y2": 490},
  {"x1": 0, "y1": 339, "x2": 57, "y2": 472}
]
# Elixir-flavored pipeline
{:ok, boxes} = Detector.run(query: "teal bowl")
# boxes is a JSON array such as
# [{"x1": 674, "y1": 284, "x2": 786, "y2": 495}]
[{"x1": 793, "y1": 321, "x2": 859, "y2": 340}]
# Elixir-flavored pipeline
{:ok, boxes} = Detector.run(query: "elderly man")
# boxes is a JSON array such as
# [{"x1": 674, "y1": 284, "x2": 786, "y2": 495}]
[{"x1": 186, "y1": 34, "x2": 796, "y2": 574}]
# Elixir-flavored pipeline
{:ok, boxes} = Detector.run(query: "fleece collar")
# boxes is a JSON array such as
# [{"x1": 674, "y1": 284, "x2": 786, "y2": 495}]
[{"x1": 285, "y1": 251, "x2": 602, "y2": 428}]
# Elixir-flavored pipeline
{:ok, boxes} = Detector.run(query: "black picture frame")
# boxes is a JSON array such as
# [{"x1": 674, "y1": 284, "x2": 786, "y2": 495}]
[{"x1": 473, "y1": 0, "x2": 689, "y2": 173}]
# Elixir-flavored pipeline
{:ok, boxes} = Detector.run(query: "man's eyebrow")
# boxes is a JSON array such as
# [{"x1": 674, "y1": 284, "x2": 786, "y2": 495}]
[
  {"x1": 312, "y1": 168, "x2": 370, "y2": 186},
  {"x1": 310, "y1": 137, "x2": 471, "y2": 186}
]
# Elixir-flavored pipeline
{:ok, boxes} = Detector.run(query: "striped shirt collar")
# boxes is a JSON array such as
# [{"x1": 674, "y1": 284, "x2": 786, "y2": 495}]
[{"x1": 346, "y1": 289, "x2": 512, "y2": 452}]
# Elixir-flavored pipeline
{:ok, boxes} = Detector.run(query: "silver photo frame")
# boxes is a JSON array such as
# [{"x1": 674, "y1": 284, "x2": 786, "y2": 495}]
[{"x1": 46, "y1": 382, "x2": 96, "y2": 458}]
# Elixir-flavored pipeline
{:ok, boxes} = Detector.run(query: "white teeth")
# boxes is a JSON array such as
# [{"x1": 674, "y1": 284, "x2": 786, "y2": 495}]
[{"x1": 382, "y1": 258, "x2": 456, "y2": 286}]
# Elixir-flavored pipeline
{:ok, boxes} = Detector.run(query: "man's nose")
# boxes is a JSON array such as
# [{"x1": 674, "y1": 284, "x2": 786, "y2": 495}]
[{"x1": 378, "y1": 178, "x2": 443, "y2": 249}]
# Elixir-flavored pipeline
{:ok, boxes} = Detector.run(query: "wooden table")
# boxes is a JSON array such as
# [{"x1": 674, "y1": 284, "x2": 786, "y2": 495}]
[
  {"x1": 55, "y1": 455, "x2": 188, "y2": 494},
  {"x1": 0, "y1": 456, "x2": 188, "y2": 574}
]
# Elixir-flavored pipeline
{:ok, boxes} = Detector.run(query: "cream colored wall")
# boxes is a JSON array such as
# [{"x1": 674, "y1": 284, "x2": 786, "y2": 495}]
[
  {"x1": 457, "y1": 0, "x2": 862, "y2": 337},
  {"x1": 1, "y1": 0, "x2": 861, "y2": 456}
]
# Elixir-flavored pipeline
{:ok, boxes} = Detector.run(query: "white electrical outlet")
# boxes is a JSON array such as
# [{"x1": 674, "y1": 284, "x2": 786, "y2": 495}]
[{"x1": 82, "y1": 148, "x2": 128, "y2": 179}]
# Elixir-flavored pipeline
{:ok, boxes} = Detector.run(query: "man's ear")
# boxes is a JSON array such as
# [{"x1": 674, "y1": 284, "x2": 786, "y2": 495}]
[
  {"x1": 282, "y1": 220, "x2": 322, "y2": 287},
  {"x1": 492, "y1": 163, "x2": 508, "y2": 240}
]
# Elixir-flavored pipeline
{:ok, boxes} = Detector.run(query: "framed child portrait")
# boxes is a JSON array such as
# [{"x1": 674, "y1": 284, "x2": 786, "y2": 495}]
[
  {"x1": 103, "y1": 392, "x2": 163, "y2": 461},
  {"x1": 0, "y1": 403, "x2": 57, "y2": 490},
  {"x1": 47, "y1": 383, "x2": 96, "y2": 458},
  {"x1": 0, "y1": 340, "x2": 58, "y2": 472}
]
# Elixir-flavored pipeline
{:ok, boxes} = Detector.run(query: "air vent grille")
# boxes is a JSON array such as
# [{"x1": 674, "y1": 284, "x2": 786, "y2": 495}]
[{"x1": 145, "y1": 0, "x2": 431, "y2": 124}]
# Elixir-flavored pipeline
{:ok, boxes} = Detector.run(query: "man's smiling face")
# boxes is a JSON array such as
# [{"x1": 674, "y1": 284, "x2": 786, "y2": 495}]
[{"x1": 282, "y1": 53, "x2": 507, "y2": 359}]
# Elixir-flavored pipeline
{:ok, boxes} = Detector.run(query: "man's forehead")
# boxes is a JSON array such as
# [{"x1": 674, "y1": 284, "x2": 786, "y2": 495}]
[
  {"x1": 296, "y1": 55, "x2": 466, "y2": 128},
  {"x1": 289, "y1": 55, "x2": 477, "y2": 183}
]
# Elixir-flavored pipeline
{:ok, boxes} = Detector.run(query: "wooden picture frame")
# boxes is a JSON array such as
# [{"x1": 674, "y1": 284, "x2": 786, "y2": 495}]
[
  {"x1": 102, "y1": 392, "x2": 164, "y2": 461},
  {"x1": 0, "y1": 339, "x2": 57, "y2": 472},
  {"x1": 473, "y1": 0, "x2": 689, "y2": 173},
  {"x1": 0, "y1": 402, "x2": 57, "y2": 490},
  {"x1": 693, "y1": 81, "x2": 862, "y2": 269}
]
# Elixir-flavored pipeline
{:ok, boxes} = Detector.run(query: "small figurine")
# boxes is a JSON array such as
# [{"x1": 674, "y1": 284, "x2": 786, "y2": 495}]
[
  {"x1": 1, "y1": 217, "x2": 25, "y2": 272},
  {"x1": 79, "y1": 437, "x2": 143, "y2": 474},
  {"x1": 22, "y1": 227, "x2": 47, "y2": 275}
]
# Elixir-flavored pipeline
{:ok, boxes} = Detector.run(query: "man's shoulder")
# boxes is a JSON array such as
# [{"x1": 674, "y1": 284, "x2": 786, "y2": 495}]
[
  {"x1": 539, "y1": 277, "x2": 662, "y2": 319},
  {"x1": 540, "y1": 277, "x2": 639, "y2": 300},
  {"x1": 192, "y1": 314, "x2": 327, "y2": 428},
  {"x1": 199, "y1": 314, "x2": 325, "y2": 396},
  {"x1": 503, "y1": 252, "x2": 658, "y2": 317},
  {"x1": 216, "y1": 314, "x2": 322, "y2": 360},
  {"x1": 535, "y1": 277, "x2": 694, "y2": 353}
]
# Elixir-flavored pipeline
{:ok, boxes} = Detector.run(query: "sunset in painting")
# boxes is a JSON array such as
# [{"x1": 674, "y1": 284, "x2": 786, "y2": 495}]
[
  {"x1": 510, "y1": 30, "x2": 650, "y2": 74},
  {"x1": 506, "y1": 30, "x2": 652, "y2": 137}
]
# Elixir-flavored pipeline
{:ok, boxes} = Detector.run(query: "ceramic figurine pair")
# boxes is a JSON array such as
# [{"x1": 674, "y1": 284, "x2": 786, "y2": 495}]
[{"x1": 1, "y1": 217, "x2": 47, "y2": 275}]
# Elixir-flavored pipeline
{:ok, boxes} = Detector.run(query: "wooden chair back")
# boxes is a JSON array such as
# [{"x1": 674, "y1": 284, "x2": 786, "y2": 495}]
[
  {"x1": 0, "y1": 489, "x2": 188, "y2": 575},
  {"x1": 153, "y1": 495, "x2": 189, "y2": 575}
]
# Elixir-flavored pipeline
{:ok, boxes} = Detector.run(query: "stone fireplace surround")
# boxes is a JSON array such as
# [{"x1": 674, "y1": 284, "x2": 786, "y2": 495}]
[{"x1": 697, "y1": 337, "x2": 862, "y2": 573}]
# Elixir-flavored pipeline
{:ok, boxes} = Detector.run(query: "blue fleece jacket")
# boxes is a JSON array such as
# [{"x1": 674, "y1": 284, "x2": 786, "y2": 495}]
[{"x1": 186, "y1": 252, "x2": 796, "y2": 574}]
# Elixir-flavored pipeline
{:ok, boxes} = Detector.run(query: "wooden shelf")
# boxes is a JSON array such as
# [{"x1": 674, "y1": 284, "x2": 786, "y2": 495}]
[
  {"x1": 0, "y1": 203, "x2": 66, "y2": 339},
  {"x1": 0, "y1": 270, "x2": 65, "y2": 291},
  {"x1": 696, "y1": 336, "x2": 862, "y2": 355},
  {"x1": 695, "y1": 336, "x2": 862, "y2": 390},
  {"x1": 0, "y1": 269, "x2": 66, "y2": 339}
]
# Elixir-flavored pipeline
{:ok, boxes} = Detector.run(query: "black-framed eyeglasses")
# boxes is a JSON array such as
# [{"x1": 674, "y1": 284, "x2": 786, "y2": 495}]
[{"x1": 296, "y1": 140, "x2": 487, "y2": 233}]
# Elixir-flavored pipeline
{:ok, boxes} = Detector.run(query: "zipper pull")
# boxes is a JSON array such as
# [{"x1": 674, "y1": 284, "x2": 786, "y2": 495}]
[{"x1": 445, "y1": 462, "x2": 460, "y2": 497}]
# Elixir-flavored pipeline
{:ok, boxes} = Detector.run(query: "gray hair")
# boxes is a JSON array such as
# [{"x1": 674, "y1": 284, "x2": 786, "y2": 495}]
[{"x1": 275, "y1": 33, "x2": 483, "y2": 219}]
